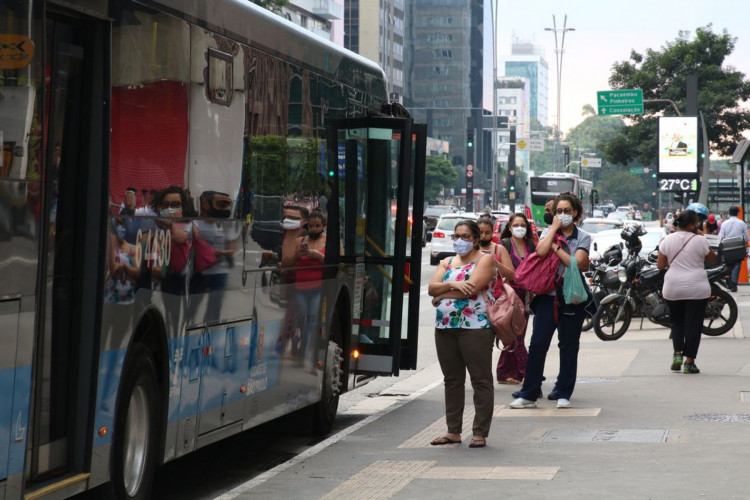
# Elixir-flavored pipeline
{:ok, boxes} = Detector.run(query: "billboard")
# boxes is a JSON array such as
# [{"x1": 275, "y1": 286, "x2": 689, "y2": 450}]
[{"x1": 658, "y1": 116, "x2": 698, "y2": 176}]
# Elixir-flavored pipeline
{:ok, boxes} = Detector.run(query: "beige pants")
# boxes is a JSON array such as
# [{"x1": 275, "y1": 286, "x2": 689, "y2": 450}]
[{"x1": 434, "y1": 328, "x2": 495, "y2": 437}]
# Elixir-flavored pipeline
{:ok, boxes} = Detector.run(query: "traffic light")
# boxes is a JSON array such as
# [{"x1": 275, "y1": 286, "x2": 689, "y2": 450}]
[
  {"x1": 651, "y1": 172, "x2": 657, "y2": 178},
  {"x1": 467, "y1": 131, "x2": 474, "y2": 149}
]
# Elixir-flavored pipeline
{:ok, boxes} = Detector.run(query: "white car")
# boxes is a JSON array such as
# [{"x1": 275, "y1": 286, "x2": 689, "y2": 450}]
[
  {"x1": 429, "y1": 213, "x2": 479, "y2": 265},
  {"x1": 580, "y1": 217, "x2": 624, "y2": 234},
  {"x1": 589, "y1": 227, "x2": 666, "y2": 262}
]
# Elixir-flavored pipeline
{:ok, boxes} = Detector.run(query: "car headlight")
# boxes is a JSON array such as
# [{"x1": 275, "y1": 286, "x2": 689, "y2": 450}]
[{"x1": 618, "y1": 269, "x2": 628, "y2": 283}]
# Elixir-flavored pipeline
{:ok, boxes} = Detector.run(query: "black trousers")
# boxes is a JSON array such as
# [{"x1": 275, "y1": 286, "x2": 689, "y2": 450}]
[{"x1": 666, "y1": 298, "x2": 709, "y2": 359}]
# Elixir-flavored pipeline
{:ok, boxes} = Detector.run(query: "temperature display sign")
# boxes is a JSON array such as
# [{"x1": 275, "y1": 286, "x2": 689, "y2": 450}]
[{"x1": 659, "y1": 178, "x2": 698, "y2": 192}]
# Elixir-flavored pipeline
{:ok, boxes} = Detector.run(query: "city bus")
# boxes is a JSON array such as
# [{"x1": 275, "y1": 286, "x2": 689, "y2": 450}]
[
  {"x1": 528, "y1": 172, "x2": 596, "y2": 229},
  {"x1": 0, "y1": 1, "x2": 425, "y2": 499}
]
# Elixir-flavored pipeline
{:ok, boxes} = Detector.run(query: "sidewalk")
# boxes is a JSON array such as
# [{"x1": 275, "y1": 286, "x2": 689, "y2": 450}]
[{"x1": 223, "y1": 288, "x2": 750, "y2": 499}]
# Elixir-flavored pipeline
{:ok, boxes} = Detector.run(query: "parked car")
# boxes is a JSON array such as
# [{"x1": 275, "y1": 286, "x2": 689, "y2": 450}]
[
  {"x1": 429, "y1": 212, "x2": 479, "y2": 265},
  {"x1": 589, "y1": 226, "x2": 666, "y2": 262},
  {"x1": 580, "y1": 217, "x2": 624, "y2": 234},
  {"x1": 424, "y1": 205, "x2": 456, "y2": 242}
]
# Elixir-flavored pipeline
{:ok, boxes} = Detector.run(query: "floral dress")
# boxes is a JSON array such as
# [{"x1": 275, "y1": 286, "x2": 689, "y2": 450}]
[{"x1": 435, "y1": 259, "x2": 497, "y2": 330}]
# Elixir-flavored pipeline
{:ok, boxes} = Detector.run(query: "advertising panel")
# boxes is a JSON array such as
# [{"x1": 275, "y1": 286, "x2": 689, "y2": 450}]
[{"x1": 658, "y1": 116, "x2": 698, "y2": 176}]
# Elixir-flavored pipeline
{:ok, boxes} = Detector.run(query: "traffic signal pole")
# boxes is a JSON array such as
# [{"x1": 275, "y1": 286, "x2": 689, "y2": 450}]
[{"x1": 507, "y1": 125, "x2": 516, "y2": 206}]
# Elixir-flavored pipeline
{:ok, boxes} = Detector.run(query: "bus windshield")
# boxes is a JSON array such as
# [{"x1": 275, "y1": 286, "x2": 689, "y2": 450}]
[{"x1": 530, "y1": 177, "x2": 575, "y2": 194}]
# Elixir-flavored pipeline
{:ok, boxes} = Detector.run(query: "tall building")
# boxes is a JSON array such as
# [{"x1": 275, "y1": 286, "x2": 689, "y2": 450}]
[
  {"x1": 502, "y1": 41, "x2": 549, "y2": 127},
  {"x1": 495, "y1": 77, "x2": 531, "y2": 176},
  {"x1": 344, "y1": 0, "x2": 405, "y2": 99},
  {"x1": 283, "y1": 0, "x2": 344, "y2": 42},
  {"x1": 404, "y1": 0, "x2": 485, "y2": 173}
]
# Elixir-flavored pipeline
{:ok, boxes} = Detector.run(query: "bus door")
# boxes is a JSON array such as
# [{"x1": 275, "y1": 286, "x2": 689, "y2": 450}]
[
  {"x1": 28, "y1": 9, "x2": 108, "y2": 487},
  {"x1": 326, "y1": 117, "x2": 425, "y2": 376}
]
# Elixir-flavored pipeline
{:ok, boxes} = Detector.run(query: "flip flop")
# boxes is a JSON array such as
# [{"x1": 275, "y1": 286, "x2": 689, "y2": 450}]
[
  {"x1": 469, "y1": 437, "x2": 486, "y2": 448},
  {"x1": 430, "y1": 436, "x2": 461, "y2": 446}
]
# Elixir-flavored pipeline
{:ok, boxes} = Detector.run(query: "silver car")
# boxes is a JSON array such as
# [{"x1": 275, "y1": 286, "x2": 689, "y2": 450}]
[{"x1": 429, "y1": 213, "x2": 479, "y2": 265}]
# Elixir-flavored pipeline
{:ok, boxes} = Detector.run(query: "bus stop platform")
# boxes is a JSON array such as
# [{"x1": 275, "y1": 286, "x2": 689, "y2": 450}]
[{"x1": 217, "y1": 288, "x2": 750, "y2": 499}]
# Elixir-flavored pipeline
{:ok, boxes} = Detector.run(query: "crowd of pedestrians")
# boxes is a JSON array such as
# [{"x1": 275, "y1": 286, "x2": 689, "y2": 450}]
[{"x1": 428, "y1": 196, "x2": 748, "y2": 448}]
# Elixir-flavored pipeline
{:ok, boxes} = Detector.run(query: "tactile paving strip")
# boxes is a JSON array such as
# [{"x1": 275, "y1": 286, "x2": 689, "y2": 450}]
[
  {"x1": 321, "y1": 460, "x2": 437, "y2": 500},
  {"x1": 687, "y1": 413, "x2": 750, "y2": 422},
  {"x1": 494, "y1": 406, "x2": 601, "y2": 417},
  {"x1": 398, "y1": 406, "x2": 478, "y2": 448},
  {"x1": 540, "y1": 428, "x2": 669, "y2": 443},
  {"x1": 421, "y1": 466, "x2": 560, "y2": 481}
]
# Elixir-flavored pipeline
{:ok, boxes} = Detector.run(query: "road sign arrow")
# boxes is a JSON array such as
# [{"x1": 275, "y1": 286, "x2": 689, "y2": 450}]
[{"x1": 600, "y1": 95, "x2": 607, "y2": 103}]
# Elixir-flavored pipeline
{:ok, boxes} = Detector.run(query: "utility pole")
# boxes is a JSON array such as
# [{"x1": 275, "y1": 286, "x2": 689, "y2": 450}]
[{"x1": 545, "y1": 15, "x2": 575, "y2": 172}]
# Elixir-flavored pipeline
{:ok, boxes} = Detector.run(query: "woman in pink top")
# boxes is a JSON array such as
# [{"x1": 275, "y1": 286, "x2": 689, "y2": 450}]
[{"x1": 657, "y1": 210, "x2": 716, "y2": 374}]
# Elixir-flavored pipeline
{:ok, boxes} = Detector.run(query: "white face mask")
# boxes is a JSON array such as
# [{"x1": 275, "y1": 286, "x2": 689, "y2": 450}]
[
  {"x1": 511, "y1": 227, "x2": 527, "y2": 238},
  {"x1": 283, "y1": 218, "x2": 302, "y2": 230},
  {"x1": 559, "y1": 214, "x2": 574, "y2": 227},
  {"x1": 159, "y1": 207, "x2": 179, "y2": 217}
]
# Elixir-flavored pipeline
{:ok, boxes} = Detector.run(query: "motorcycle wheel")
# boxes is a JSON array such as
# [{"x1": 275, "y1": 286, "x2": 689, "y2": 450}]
[
  {"x1": 593, "y1": 300, "x2": 632, "y2": 341},
  {"x1": 702, "y1": 287, "x2": 738, "y2": 336},
  {"x1": 582, "y1": 312, "x2": 594, "y2": 332}
]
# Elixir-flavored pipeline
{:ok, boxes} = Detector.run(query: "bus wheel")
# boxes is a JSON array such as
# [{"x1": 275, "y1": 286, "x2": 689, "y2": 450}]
[
  {"x1": 312, "y1": 314, "x2": 344, "y2": 434},
  {"x1": 111, "y1": 344, "x2": 160, "y2": 500}
]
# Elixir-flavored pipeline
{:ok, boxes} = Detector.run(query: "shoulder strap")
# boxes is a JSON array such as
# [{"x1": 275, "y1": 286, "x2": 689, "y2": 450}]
[
  {"x1": 668, "y1": 234, "x2": 697, "y2": 266},
  {"x1": 502, "y1": 238, "x2": 512, "y2": 254}
]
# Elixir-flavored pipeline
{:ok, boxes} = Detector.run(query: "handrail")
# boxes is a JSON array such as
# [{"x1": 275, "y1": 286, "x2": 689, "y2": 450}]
[{"x1": 365, "y1": 235, "x2": 414, "y2": 286}]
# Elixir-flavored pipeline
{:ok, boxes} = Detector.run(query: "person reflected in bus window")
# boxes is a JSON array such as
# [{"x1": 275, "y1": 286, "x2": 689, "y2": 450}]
[
  {"x1": 190, "y1": 191, "x2": 239, "y2": 295},
  {"x1": 291, "y1": 210, "x2": 327, "y2": 370},
  {"x1": 151, "y1": 186, "x2": 192, "y2": 295},
  {"x1": 276, "y1": 204, "x2": 309, "y2": 356},
  {"x1": 105, "y1": 217, "x2": 139, "y2": 304}
]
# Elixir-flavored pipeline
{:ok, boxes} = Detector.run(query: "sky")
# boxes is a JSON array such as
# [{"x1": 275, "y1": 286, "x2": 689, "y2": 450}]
[{"x1": 486, "y1": 0, "x2": 750, "y2": 134}]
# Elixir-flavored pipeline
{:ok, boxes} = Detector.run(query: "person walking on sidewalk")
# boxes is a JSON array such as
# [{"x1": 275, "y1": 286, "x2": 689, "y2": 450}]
[
  {"x1": 428, "y1": 220, "x2": 497, "y2": 448},
  {"x1": 718, "y1": 206, "x2": 748, "y2": 291},
  {"x1": 658, "y1": 210, "x2": 716, "y2": 374},
  {"x1": 509, "y1": 192, "x2": 591, "y2": 410},
  {"x1": 495, "y1": 213, "x2": 536, "y2": 384}
]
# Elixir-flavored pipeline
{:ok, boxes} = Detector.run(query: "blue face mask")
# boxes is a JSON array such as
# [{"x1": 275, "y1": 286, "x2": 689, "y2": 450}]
[
  {"x1": 453, "y1": 238, "x2": 474, "y2": 256},
  {"x1": 116, "y1": 225, "x2": 127, "y2": 240}
]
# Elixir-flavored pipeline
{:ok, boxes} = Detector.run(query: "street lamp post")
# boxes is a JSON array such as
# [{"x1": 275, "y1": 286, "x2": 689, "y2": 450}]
[
  {"x1": 490, "y1": 0, "x2": 499, "y2": 209},
  {"x1": 545, "y1": 15, "x2": 574, "y2": 172}
]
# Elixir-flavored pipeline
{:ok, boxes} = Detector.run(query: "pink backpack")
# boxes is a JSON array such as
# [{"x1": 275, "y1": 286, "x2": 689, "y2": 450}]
[
  {"x1": 485, "y1": 280, "x2": 527, "y2": 350},
  {"x1": 512, "y1": 234, "x2": 567, "y2": 295}
]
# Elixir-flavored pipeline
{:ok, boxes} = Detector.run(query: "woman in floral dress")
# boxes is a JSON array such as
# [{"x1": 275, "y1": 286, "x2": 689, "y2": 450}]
[{"x1": 427, "y1": 219, "x2": 497, "y2": 449}]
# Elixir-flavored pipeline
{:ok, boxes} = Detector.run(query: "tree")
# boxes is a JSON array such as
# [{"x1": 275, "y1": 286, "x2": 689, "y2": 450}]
[
  {"x1": 424, "y1": 156, "x2": 458, "y2": 202},
  {"x1": 251, "y1": 0, "x2": 288, "y2": 12},
  {"x1": 604, "y1": 25, "x2": 750, "y2": 166},
  {"x1": 598, "y1": 170, "x2": 648, "y2": 207}
]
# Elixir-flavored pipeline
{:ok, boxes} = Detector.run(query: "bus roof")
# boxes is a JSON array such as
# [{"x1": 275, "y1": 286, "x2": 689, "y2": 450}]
[
  {"x1": 149, "y1": 0, "x2": 386, "y2": 83},
  {"x1": 538, "y1": 172, "x2": 582, "y2": 179}
]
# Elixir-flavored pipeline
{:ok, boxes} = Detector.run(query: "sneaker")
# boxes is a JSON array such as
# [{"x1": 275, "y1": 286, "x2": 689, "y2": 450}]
[
  {"x1": 556, "y1": 398, "x2": 571, "y2": 409},
  {"x1": 683, "y1": 362, "x2": 700, "y2": 374},
  {"x1": 671, "y1": 355, "x2": 684, "y2": 372},
  {"x1": 509, "y1": 398, "x2": 537, "y2": 409},
  {"x1": 512, "y1": 389, "x2": 542, "y2": 399},
  {"x1": 547, "y1": 390, "x2": 561, "y2": 401}
]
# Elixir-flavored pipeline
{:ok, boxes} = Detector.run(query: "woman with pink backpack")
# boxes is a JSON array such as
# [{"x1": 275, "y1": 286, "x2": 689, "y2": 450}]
[{"x1": 509, "y1": 192, "x2": 592, "y2": 410}]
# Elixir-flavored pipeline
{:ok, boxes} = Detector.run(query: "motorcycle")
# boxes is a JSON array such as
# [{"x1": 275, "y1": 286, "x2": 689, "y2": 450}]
[
  {"x1": 593, "y1": 229, "x2": 738, "y2": 340},
  {"x1": 581, "y1": 244, "x2": 623, "y2": 331}
]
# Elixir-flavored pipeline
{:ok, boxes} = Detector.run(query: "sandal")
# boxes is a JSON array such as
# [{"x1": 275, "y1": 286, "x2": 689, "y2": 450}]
[
  {"x1": 430, "y1": 436, "x2": 461, "y2": 446},
  {"x1": 498, "y1": 378, "x2": 520, "y2": 385},
  {"x1": 469, "y1": 437, "x2": 486, "y2": 448}
]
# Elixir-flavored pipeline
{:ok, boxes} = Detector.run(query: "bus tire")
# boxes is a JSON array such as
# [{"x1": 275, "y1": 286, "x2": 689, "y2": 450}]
[
  {"x1": 110, "y1": 344, "x2": 160, "y2": 500},
  {"x1": 312, "y1": 312, "x2": 344, "y2": 435}
]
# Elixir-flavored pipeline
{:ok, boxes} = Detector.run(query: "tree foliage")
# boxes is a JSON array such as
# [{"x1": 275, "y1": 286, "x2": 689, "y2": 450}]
[
  {"x1": 605, "y1": 25, "x2": 750, "y2": 166},
  {"x1": 424, "y1": 156, "x2": 458, "y2": 202},
  {"x1": 251, "y1": 0, "x2": 288, "y2": 13},
  {"x1": 598, "y1": 170, "x2": 648, "y2": 207}
]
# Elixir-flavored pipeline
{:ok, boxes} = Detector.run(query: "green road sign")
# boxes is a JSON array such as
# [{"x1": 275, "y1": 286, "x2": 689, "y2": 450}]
[
  {"x1": 629, "y1": 167, "x2": 644, "y2": 174},
  {"x1": 597, "y1": 89, "x2": 644, "y2": 115}
]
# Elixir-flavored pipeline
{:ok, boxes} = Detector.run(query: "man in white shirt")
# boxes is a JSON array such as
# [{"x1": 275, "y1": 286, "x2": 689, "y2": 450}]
[{"x1": 718, "y1": 206, "x2": 749, "y2": 289}]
